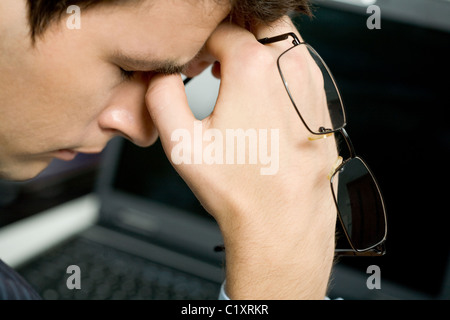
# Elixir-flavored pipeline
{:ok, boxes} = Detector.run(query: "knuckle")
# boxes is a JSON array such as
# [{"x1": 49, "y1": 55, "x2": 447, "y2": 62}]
[{"x1": 231, "y1": 42, "x2": 276, "y2": 78}]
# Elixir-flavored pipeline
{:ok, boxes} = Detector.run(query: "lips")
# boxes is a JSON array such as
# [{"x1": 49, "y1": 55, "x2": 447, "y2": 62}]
[
  {"x1": 52, "y1": 146, "x2": 105, "y2": 161},
  {"x1": 53, "y1": 149, "x2": 79, "y2": 161}
]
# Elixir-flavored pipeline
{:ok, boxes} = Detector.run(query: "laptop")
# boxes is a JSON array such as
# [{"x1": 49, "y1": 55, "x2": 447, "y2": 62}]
[{"x1": 8, "y1": 70, "x2": 226, "y2": 300}]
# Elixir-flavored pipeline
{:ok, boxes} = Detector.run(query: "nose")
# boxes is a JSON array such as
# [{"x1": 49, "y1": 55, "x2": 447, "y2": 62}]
[{"x1": 98, "y1": 74, "x2": 158, "y2": 147}]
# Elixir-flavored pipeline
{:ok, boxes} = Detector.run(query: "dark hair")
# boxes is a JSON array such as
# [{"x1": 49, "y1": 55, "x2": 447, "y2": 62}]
[
  {"x1": 27, "y1": 0, "x2": 311, "y2": 41},
  {"x1": 229, "y1": 0, "x2": 311, "y2": 30}
]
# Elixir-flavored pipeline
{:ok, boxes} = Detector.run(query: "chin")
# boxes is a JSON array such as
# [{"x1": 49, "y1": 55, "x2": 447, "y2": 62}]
[{"x1": 0, "y1": 159, "x2": 52, "y2": 182}]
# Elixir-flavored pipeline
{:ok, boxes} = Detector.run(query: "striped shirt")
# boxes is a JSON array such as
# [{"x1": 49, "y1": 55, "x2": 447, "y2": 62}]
[{"x1": 0, "y1": 259, "x2": 41, "y2": 300}]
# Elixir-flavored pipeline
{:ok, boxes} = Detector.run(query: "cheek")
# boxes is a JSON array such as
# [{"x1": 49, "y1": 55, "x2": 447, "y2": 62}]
[
  {"x1": 8, "y1": 76, "x2": 112, "y2": 155},
  {"x1": 37, "y1": 86, "x2": 106, "y2": 145},
  {"x1": 32, "y1": 41, "x2": 115, "y2": 135},
  {"x1": 47, "y1": 67, "x2": 113, "y2": 134}
]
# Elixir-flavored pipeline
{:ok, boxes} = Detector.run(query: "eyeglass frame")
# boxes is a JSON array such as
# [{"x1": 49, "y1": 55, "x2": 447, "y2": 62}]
[
  {"x1": 258, "y1": 32, "x2": 387, "y2": 256},
  {"x1": 331, "y1": 129, "x2": 387, "y2": 256}
]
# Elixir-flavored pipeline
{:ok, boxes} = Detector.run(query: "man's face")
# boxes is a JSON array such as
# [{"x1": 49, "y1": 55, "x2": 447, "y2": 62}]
[{"x1": 0, "y1": 0, "x2": 230, "y2": 180}]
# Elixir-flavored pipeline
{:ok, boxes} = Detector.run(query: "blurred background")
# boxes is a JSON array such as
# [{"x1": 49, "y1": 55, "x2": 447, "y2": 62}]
[
  {"x1": 296, "y1": 0, "x2": 450, "y2": 299},
  {"x1": 0, "y1": 0, "x2": 449, "y2": 300}
]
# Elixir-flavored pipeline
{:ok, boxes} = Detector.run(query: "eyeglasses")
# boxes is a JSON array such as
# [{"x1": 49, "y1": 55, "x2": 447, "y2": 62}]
[{"x1": 258, "y1": 33, "x2": 387, "y2": 256}]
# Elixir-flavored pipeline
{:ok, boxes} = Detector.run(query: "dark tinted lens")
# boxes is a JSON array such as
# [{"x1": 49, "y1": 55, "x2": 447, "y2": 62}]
[
  {"x1": 331, "y1": 157, "x2": 386, "y2": 250},
  {"x1": 278, "y1": 44, "x2": 346, "y2": 134}
]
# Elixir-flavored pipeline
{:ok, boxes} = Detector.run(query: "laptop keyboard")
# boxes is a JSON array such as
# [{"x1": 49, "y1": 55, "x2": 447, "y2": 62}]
[{"x1": 17, "y1": 237, "x2": 221, "y2": 300}]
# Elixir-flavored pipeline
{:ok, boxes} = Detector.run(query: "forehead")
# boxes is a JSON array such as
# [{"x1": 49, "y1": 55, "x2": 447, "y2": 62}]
[{"x1": 86, "y1": 0, "x2": 231, "y2": 68}]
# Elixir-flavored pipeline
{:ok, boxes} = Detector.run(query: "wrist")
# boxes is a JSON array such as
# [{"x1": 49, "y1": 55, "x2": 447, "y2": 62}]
[{"x1": 219, "y1": 208, "x2": 336, "y2": 300}]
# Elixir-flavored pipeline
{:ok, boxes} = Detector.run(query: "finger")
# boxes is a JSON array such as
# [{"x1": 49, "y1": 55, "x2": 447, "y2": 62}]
[
  {"x1": 145, "y1": 73, "x2": 196, "y2": 148},
  {"x1": 205, "y1": 22, "x2": 258, "y2": 68}
]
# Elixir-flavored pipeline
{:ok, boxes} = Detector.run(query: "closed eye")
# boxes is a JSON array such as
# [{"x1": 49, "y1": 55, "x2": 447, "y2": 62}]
[{"x1": 119, "y1": 67, "x2": 136, "y2": 81}]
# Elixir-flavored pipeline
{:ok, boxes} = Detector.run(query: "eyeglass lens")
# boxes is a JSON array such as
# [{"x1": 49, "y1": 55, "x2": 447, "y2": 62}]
[
  {"x1": 278, "y1": 44, "x2": 346, "y2": 134},
  {"x1": 331, "y1": 157, "x2": 386, "y2": 250}
]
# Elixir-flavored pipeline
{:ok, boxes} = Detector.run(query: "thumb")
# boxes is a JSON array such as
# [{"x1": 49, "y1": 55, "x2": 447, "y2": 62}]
[{"x1": 145, "y1": 73, "x2": 196, "y2": 149}]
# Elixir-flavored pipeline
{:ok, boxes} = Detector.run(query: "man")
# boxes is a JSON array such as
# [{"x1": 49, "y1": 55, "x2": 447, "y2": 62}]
[{"x1": 0, "y1": 0, "x2": 337, "y2": 299}]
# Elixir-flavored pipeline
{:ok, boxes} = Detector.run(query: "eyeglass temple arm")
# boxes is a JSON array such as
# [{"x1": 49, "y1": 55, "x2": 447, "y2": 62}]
[
  {"x1": 339, "y1": 128, "x2": 356, "y2": 159},
  {"x1": 183, "y1": 77, "x2": 192, "y2": 85},
  {"x1": 335, "y1": 243, "x2": 386, "y2": 256},
  {"x1": 258, "y1": 32, "x2": 302, "y2": 46}
]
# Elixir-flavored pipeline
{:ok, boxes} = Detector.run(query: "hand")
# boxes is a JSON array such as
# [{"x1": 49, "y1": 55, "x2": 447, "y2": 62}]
[{"x1": 146, "y1": 16, "x2": 338, "y2": 299}]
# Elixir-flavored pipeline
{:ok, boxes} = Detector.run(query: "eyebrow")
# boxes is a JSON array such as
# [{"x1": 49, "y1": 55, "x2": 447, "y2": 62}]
[{"x1": 113, "y1": 51, "x2": 190, "y2": 75}]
